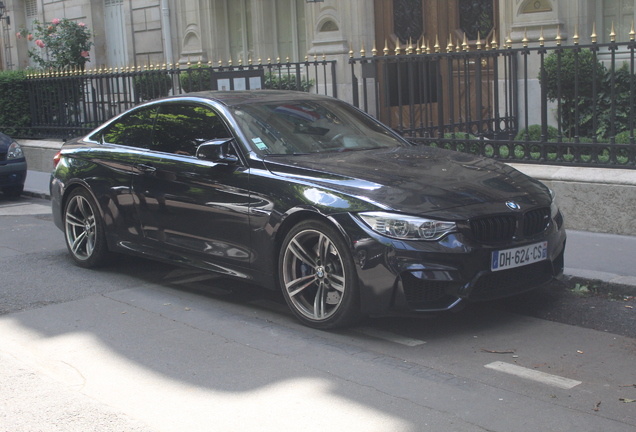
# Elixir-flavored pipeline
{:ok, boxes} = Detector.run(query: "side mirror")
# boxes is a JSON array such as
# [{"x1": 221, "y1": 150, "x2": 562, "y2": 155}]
[{"x1": 196, "y1": 138, "x2": 239, "y2": 164}]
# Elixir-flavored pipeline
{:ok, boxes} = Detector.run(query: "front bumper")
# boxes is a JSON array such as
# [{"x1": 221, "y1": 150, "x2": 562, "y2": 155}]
[
  {"x1": 332, "y1": 210, "x2": 566, "y2": 316},
  {"x1": 0, "y1": 159, "x2": 27, "y2": 188}
]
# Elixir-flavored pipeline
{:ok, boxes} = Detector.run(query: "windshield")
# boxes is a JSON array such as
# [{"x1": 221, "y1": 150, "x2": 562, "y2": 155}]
[{"x1": 228, "y1": 98, "x2": 408, "y2": 155}]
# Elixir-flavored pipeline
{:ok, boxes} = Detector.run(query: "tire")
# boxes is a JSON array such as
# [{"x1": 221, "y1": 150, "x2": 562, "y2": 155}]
[
  {"x1": 279, "y1": 219, "x2": 361, "y2": 329},
  {"x1": 2, "y1": 185, "x2": 23, "y2": 198},
  {"x1": 63, "y1": 188, "x2": 111, "y2": 268}
]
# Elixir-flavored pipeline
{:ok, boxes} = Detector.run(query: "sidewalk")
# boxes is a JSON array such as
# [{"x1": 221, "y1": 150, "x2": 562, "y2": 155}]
[{"x1": 20, "y1": 169, "x2": 636, "y2": 288}]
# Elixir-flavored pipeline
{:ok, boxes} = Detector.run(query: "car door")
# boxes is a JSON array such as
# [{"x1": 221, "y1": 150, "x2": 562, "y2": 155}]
[
  {"x1": 87, "y1": 105, "x2": 158, "y2": 239},
  {"x1": 131, "y1": 102, "x2": 253, "y2": 272}
]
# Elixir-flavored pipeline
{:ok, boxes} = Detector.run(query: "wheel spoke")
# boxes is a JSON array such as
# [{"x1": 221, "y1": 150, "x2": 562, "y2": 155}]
[
  {"x1": 288, "y1": 238, "x2": 317, "y2": 269},
  {"x1": 317, "y1": 233, "x2": 332, "y2": 264},
  {"x1": 313, "y1": 283, "x2": 326, "y2": 319},
  {"x1": 77, "y1": 197, "x2": 92, "y2": 221},
  {"x1": 71, "y1": 230, "x2": 87, "y2": 254},
  {"x1": 65, "y1": 212, "x2": 84, "y2": 227},
  {"x1": 286, "y1": 274, "x2": 317, "y2": 297},
  {"x1": 326, "y1": 273, "x2": 345, "y2": 292}
]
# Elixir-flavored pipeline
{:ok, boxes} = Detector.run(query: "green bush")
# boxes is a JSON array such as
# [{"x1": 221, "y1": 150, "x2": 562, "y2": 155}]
[
  {"x1": 514, "y1": 124, "x2": 559, "y2": 141},
  {"x1": 179, "y1": 66, "x2": 212, "y2": 92},
  {"x1": 441, "y1": 132, "x2": 479, "y2": 153},
  {"x1": 264, "y1": 72, "x2": 314, "y2": 92},
  {"x1": 0, "y1": 71, "x2": 31, "y2": 135},
  {"x1": 614, "y1": 130, "x2": 632, "y2": 144},
  {"x1": 541, "y1": 49, "x2": 636, "y2": 140},
  {"x1": 134, "y1": 72, "x2": 173, "y2": 101}
]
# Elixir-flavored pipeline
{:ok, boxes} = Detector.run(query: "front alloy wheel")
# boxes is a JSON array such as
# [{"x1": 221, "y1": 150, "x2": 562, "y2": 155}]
[
  {"x1": 279, "y1": 220, "x2": 360, "y2": 329},
  {"x1": 64, "y1": 188, "x2": 110, "y2": 267}
]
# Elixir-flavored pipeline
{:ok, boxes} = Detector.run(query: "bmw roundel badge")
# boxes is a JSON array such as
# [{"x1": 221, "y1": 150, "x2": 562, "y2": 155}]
[{"x1": 506, "y1": 201, "x2": 521, "y2": 211}]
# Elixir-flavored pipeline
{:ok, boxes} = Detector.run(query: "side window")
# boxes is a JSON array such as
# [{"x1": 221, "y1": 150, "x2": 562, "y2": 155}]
[
  {"x1": 95, "y1": 106, "x2": 158, "y2": 148},
  {"x1": 151, "y1": 104, "x2": 231, "y2": 156}
]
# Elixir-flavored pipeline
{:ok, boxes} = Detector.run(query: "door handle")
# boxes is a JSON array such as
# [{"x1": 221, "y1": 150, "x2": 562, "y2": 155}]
[{"x1": 135, "y1": 163, "x2": 156, "y2": 174}]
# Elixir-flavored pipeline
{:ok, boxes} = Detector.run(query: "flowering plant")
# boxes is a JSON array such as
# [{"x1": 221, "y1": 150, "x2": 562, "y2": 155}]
[{"x1": 18, "y1": 18, "x2": 93, "y2": 70}]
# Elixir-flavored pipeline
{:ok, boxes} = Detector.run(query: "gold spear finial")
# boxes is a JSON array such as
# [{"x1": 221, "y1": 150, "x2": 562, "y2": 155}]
[
  {"x1": 360, "y1": 41, "x2": 366, "y2": 57},
  {"x1": 574, "y1": 23, "x2": 580, "y2": 45},
  {"x1": 434, "y1": 34, "x2": 440, "y2": 53},
  {"x1": 476, "y1": 31, "x2": 482, "y2": 50},
  {"x1": 631, "y1": 20, "x2": 636, "y2": 41},
  {"x1": 610, "y1": 21, "x2": 616, "y2": 42},
  {"x1": 591, "y1": 22, "x2": 598, "y2": 43},
  {"x1": 556, "y1": 25, "x2": 562, "y2": 45},
  {"x1": 383, "y1": 38, "x2": 389, "y2": 56},
  {"x1": 349, "y1": 43, "x2": 354, "y2": 58},
  {"x1": 416, "y1": 37, "x2": 422, "y2": 55},
  {"x1": 395, "y1": 37, "x2": 401, "y2": 55},
  {"x1": 539, "y1": 27, "x2": 545, "y2": 46},
  {"x1": 506, "y1": 30, "x2": 512, "y2": 48},
  {"x1": 425, "y1": 38, "x2": 431, "y2": 54},
  {"x1": 491, "y1": 30, "x2": 498, "y2": 49},
  {"x1": 447, "y1": 33, "x2": 454, "y2": 52},
  {"x1": 372, "y1": 40, "x2": 378, "y2": 56},
  {"x1": 407, "y1": 37, "x2": 414, "y2": 54},
  {"x1": 523, "y1": 27, "x2": 529, "y2": 47},
  {"x1": 462, "y1": 32, "x2": 469, "y2": 51}
]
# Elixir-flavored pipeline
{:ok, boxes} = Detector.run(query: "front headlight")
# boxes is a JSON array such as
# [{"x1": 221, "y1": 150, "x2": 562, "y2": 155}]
[
  {"x1": 7, "y1": 141, "x2": 24, "y2": 160},
  {"x1": 358, "y1": 211, "x2": 457, "y2": 241}
]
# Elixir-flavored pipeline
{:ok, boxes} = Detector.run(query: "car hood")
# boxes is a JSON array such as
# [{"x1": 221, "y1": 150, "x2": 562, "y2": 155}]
[{"x1": 262, "y1": 146, "x2": 551, "y2": 217}]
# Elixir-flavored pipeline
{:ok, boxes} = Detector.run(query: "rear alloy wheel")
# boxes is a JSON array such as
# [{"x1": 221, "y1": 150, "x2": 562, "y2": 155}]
[
  {"x1": 279, "y1": 220, "x2": 360, "y2": 329},
  {"x1": 64, "y1": 188, "x2": 110, "y2": 268}
]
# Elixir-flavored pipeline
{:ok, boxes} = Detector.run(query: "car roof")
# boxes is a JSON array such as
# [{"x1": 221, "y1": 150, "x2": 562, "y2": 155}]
[{"x1": 164, "y1": 90, "x2": 335, "y2": 107}]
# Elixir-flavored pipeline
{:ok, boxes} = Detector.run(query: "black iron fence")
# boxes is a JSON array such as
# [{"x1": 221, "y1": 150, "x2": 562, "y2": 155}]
[
  {"x1": 5, "y1": 34, "x2": 636, "y2": 169},
  {"x1": 17, "y1": 58, "x2": 337, "y2": 138},
  {"x1": 349, "y1": 34, "x2": 636, "y2": 169}
]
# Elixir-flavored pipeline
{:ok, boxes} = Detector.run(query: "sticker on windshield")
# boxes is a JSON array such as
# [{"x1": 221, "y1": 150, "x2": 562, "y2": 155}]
[{"x1": 252, "y1": 137, "x2": 268, "y2": 151}]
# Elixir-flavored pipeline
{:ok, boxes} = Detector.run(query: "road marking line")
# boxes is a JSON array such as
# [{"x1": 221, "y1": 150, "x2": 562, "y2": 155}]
[
  {"x1": 353, "y1": 327, "x2": 426, "y2": 346},
  {"x1": 485, "y1": 361, "x2": 582, "y2": 389}
]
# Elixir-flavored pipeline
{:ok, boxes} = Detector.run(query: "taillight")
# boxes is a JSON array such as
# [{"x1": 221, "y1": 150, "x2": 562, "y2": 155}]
[{"x1": 53, "y1": 151, "x2": 62, "y2": 168}]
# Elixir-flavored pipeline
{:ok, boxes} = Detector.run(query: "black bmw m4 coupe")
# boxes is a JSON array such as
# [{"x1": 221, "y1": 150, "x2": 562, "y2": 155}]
[{"x1": 51, "y1": 90, "x2": 566, "y2": 329}]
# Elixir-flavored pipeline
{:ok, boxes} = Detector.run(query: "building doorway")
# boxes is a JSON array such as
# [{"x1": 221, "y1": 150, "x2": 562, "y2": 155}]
[{"x1": 373, "y1": 0, "x2": 498, "y2": 135}]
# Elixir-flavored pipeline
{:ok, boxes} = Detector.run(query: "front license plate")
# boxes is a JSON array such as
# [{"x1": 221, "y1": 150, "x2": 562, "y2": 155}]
[{"x1": 491, "y1": 242, "x2": 548, "y2": 272}]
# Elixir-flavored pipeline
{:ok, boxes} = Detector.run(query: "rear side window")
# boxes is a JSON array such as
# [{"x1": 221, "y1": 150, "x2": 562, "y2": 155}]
[
  {"x1": 150, "y1": 103, "x2": 231, "y2": 156},
  {"x1": 93, "y1": 106, "x2": 158, "y2": 148}
]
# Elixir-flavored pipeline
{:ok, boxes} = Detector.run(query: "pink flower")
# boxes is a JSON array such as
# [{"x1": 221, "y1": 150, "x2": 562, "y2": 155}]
[
  {"x1": 51, "y1": 18, "x2": 60, "y2": 25},
  {"x1": 78, "y1": 22, "x2": 86, "y2": 27},
  {"x1": 27, "y1": 34, "x2": 33, "y2": 41},
  {"x1": 35, "y1": 39, "x2": 45, "y2": 48},
  {"x1": 16, "y1": 32, "x2": 21, "y2": 39},
  {"x1": 80, "y1": 51, "x2": 90, "y2": 58}
]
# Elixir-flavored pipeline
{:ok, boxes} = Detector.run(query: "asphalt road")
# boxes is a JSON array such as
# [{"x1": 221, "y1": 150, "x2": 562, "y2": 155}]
[{"x1": 1, "y1": 195, "x2": 635, "y2": 432}]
